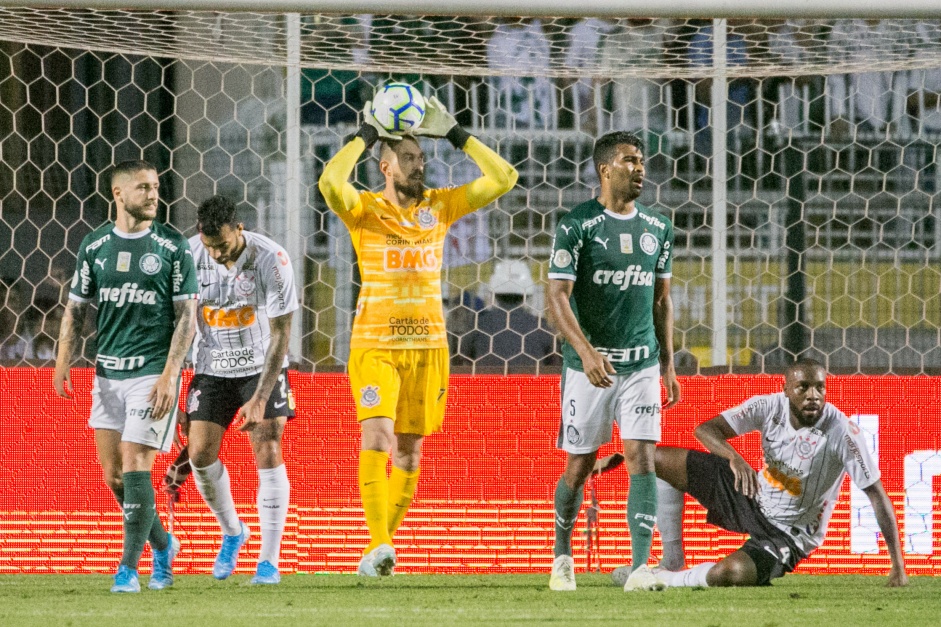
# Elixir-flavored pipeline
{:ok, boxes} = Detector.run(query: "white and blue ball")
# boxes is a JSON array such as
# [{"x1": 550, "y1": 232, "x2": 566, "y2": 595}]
[{"x1": 371, "y1": 83, "x2": 426, "y2": 134}]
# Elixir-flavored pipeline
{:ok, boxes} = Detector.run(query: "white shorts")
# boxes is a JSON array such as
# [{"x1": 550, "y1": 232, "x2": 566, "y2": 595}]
[
  {"x1": 89, "y1": 374, "x2": 178, "y2": 453},
  {"x1": 557, "y1": 364, "x2": 662, "y2": 454}
]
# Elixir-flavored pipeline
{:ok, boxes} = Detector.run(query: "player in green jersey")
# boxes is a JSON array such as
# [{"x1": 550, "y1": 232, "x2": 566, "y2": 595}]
[
  {"x1": 53, "y1": 160, "x2": 198, "y2": 593},
  {"x1": 546, "y1": 131, "x2": 681, "y2": 593}
]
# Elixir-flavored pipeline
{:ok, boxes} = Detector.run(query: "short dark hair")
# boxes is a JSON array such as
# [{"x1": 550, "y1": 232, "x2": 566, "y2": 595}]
[
  {"x1": 197, "y1": 195, "x2": 239, "y2": 237},
  {"x1": 593, "y1": 131, "x2": 645, "y2": 173},
  {"x1": 110, "y1": 159, "x2": 157, "y2": 186},
  {"x1": 375, "y1": 135, "x2": 418, "y2": 161},
  {"x1": 785, "y1": 358, "x2": 826, "y2": 378}
]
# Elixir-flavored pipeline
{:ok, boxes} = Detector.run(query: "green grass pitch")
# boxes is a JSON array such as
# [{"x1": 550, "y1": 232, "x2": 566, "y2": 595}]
[{"x1": 2, "y1": 573, "x2": 939, "y2": 627}]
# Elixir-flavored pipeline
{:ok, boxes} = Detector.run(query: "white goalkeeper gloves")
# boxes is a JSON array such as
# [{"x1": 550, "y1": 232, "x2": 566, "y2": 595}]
[
  {"x1": 357, "y1": 100, "x2": 401, "y2": 148},
  {"x1": 413, "y1": 96, "x2": 458, "y2": 137}
]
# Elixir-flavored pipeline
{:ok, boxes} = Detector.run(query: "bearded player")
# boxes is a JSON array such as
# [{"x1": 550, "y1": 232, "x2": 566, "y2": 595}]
[
  {"x1": 181, "y1": 195, "x2": 299, "y2": 584},
  {"x1": 54, "y1": 160, "x2": 198, "y2": 593},
  {"x1": 318, "y1": 94, "x2": 517, "y2": 576}
]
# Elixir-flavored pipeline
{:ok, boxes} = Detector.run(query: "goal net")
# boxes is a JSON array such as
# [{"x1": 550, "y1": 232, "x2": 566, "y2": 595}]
[{"x1": 1, "y1": 7, "x2": 940, "y2": 375}]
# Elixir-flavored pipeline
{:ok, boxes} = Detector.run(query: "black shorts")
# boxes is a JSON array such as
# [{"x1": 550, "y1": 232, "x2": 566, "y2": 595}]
[
  {"x1": 186, "y1": 369, "x2": 296, "y2": 428},
  {"x1": 686, "y1": 449, "x2": 807, "y2": 585}
]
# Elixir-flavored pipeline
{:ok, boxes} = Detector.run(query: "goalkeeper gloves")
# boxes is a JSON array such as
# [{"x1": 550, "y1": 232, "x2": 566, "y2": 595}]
[
  {"x1": 356, "y1": 100, "x2": 401, "y2": 148},
  {"x1": 413, "y1": 96, "x2": 471, "y2": 149}
]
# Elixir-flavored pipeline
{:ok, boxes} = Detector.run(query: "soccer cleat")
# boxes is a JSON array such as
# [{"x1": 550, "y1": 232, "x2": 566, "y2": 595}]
[
  {"x1": 250, "y1": 560, "x2": 281, "y2": 585},
  {"x1": 213, "y1": 521, "x2": 250, "y2": 580},
  {"x1": 549, "y1": 554, "x2": 576, "y2": 591},
  {"x1": 357, "y1": 551, "x2": 378, "y2": 577},
  {"x1": 111, "y1": 565, "x2": 141, "y2": 593},
  {"x1": 148, "y1": 534, "x2": 181, "y2": 590},
  {"x1": 371, "y1": 543, "x2": 397, "y2": 577},
  {"x1": 624, "y1": 564, "x2": 666, "y2": 592},
  {"x1": 610, "y1": 565, "x2": 631, "y2": 587}
]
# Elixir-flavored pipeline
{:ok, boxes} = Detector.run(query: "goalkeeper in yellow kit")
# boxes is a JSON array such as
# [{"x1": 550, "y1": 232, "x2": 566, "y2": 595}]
[{"x1": 318, "y1": 94, "x2": 518, "y2": 576}]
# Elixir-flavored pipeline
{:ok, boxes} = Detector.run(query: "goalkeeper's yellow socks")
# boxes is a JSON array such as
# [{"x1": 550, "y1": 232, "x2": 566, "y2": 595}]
[
  {"x1": 553, "y1": 477, "x2": 584, "y2": 557},
  {"x1": 120, "y1": 471, "x2": 157, "y2": 569},
  {"x1": 387, "y1": 465, "x2": 420, "y2": 538},
  {"x1": 109, "y1": 481, "x2": 169, "y2": 552},
  {"x1": 627, "y1": 472, "x2": 658, "y2": 571},
  {"x1": 359, "y1": 450, "x2": 392, "y2": 553}
]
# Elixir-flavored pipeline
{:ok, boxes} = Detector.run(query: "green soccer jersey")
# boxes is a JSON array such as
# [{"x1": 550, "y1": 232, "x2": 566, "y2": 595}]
[
  {"x1": 548, "y1": 199, "x2": 674, "y2": 375},
  {"x1": 69, "y1": 222, "x2": 198, "y2": 380}
]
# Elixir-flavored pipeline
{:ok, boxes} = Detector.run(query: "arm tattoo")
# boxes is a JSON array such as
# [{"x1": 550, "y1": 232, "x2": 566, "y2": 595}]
[
  {"x1": 164, "y1": 299, "x2": 197, "y2": 373},
  {"x1": 56, "y1": 300, "x2": 88, "y2": 365}
]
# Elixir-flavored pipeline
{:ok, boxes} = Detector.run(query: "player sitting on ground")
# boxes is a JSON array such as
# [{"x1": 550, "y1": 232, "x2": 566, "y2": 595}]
[
  {"x1": 318, "y1": 93, "x2": 517, "y2": 577},
  {"x1": 616, "y1": 359, "x2": 908, "y2": 589},
  {"x1": 180, "y1": 195, "x2": 299, "y2": 584},
  {"x1": 54, "y1": 159, "x2": 198, "y2": 593}
]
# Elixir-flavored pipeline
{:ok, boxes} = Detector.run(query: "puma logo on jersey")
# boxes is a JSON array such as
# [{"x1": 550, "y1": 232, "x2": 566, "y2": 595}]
[
  {"x1": 560, "y1": 224, "x2": 572, "y2": 235},
  {"x1": 593, "y1": 237, "x2": 609, "y2": 249},
  {"x1": 94, "y1": 258, "x2": 107, "y2": 269}
]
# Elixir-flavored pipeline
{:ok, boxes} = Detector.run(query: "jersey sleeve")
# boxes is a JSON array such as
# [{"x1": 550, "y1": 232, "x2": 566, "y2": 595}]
[
  {"x1": 68, "y1": 235, "x2": 96, "y2": 303},
  {"x1": 318, "y1": 136, "x2": 366, "y2": 229},
  {"x1": 547, "y1": 215, "x2": 582, "y2": 281},
  {"x1": 172, "y1": 238, "x2": 199, "y2": 301},
  {"x1": 452, "y1": 136, "x2": 518, "y2": 220},
  {"x1": 838, "y1": 417, "x2": 882, "y2": 490},
  {"x1": 656, "y1": 217, "x2": 674, "y2": 278},
  {"x1": 721, "y1": 394, "x2": 772, "y2": 435},
  {"x1": 262, "y1": 248, "x2": 300, "y2": 318},
  {"x1": 435, "y1": 186, "x2": 473, "y2": 226}
]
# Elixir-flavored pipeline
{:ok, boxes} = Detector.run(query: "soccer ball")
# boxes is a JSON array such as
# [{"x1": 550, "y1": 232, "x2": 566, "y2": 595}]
[{"x1": 370, "y1": 83, "x2": 426, "y2": 134}]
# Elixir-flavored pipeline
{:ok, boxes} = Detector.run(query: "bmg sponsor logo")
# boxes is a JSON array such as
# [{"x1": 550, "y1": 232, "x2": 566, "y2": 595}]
[
  {"x1": 383, "y1": 246, "x2": 440, "y2": 272},
  {"x1": 202, "y1": 305, "x2": 256, "y2": 328}
]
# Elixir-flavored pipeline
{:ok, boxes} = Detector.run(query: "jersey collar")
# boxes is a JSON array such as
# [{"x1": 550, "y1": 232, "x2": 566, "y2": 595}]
[{"x1": 112, "y1": 225, "x2": 151, "y2": 239}]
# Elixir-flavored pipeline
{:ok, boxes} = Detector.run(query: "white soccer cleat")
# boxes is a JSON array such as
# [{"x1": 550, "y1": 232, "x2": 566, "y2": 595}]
[
  {"x1": 549, "y1": 554, "x2": 576, "y2": 591},
  {"x1": 371, "y1": 543, "x2": 397, "y2": 577},
  {"x1": 624, "y1": 565, "x2": 666, "y2": 592}
]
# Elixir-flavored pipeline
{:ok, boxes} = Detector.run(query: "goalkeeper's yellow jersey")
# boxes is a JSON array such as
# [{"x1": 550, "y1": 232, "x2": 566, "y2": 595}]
[{"x1": 318, "y1": 135, "x2": 517, "y2": 350}]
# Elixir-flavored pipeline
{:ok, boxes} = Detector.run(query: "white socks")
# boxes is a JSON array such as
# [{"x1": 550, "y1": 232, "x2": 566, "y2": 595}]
[
  {"x1": 659, "y1": 562, "x2": 715, "y2": 587},
  {"x1": 257, "y1": 464, "x2": 290, "y2": 568},
  {"x1": 192, "y1": 459, "x2": 242, "y2": 536},
  {"x1": 656, "y1": 478, "x2": 686, "y2": 571}
]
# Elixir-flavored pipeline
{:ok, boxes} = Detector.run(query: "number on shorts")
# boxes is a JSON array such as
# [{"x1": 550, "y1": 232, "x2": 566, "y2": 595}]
[
  {"x1": 278, "y1": 373, "x2": 287, "y2": 399},
  {"x1": 569, "y1": 399, "x2": 576, "y2": 417}
]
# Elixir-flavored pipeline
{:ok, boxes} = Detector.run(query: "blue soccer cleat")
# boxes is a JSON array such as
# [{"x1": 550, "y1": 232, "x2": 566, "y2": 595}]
[
  {"x1": 111, "y1": 565, "x2": 141, "y2": 593},
  {"x1": 213, "y1": 521, "x2": 250, "y2": 580},
  {"x1": 250, "y1": 560, "x2": 281, "y2": 585},
  {"x1": 148, "y1": 534, "x2": 181, "y2": 590}
]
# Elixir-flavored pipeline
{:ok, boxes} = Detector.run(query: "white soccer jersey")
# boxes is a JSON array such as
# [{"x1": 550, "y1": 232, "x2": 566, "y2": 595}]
[
  {"x1": 722, "y1": 393, "x2": 880, "y2": 554},
  {"x1": 190, "y1": 231, "x2": 299, "y2": 378}
]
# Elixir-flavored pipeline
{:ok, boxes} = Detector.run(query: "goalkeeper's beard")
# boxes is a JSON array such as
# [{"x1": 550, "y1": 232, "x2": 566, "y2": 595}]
[{"x1": 394, "y1": 175, "x2": 425, "y2": 200}]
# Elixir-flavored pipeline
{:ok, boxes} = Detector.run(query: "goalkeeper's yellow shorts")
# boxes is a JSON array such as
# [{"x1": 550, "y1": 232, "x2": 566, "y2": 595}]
[{"x1": 348, "y1": 347, "x2": 449, "y2": 436}]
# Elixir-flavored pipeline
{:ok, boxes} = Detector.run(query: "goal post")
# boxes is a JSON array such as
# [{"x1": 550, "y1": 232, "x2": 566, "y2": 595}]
[{"x1": 0, "y1": 5, "x2": 940, "y2": 374}]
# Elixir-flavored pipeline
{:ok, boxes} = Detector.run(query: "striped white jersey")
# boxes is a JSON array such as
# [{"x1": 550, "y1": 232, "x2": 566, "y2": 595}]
[
  {"x1": 189, "y1": 231, "x2": 299, "y2": 378},
  {"x1": 721, "y1": 393, "x2": 880, "y2": 554}
]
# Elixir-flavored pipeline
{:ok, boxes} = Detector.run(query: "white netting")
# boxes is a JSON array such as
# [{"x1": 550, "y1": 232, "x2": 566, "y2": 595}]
[{"x1": 1, "y1": 11, "x2": 940, "y2": 374}]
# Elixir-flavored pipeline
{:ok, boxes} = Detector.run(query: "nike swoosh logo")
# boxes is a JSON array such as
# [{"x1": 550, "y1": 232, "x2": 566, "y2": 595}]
[{"x1": 274, "y1": 401, "x2": 287, "y2": 408}]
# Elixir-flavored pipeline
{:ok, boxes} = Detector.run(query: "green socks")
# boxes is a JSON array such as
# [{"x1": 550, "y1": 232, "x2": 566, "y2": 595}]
[
  {"x1": 553, "y1": 477, "x2": 584, "y2": 557},
  {"x1": 109, "y1": 480, "x2": 169, "y2": 552},
  {"x1": 627, "y1": 472, "x2": 658, "y2": 571},
  {"x1": 120, "y1": 471, "x2": 157, "y2": 569}
]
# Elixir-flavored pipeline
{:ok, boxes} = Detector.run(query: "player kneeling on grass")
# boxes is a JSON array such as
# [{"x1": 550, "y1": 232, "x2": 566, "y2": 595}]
[
  {"x1": 180, "y1": 195, "x2": 299, "y2": 584},
  {"x1": 612, "y1": 359, "x2": 908, "y2": 589}
]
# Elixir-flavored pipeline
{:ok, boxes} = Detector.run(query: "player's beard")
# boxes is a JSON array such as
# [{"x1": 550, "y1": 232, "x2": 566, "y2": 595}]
[
  {"x1": 394, "y1": 173, "x2": 425, "y2": 200},
  {"x1": 124, "y1": 199, "x2": 158, "y2": 222}
]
